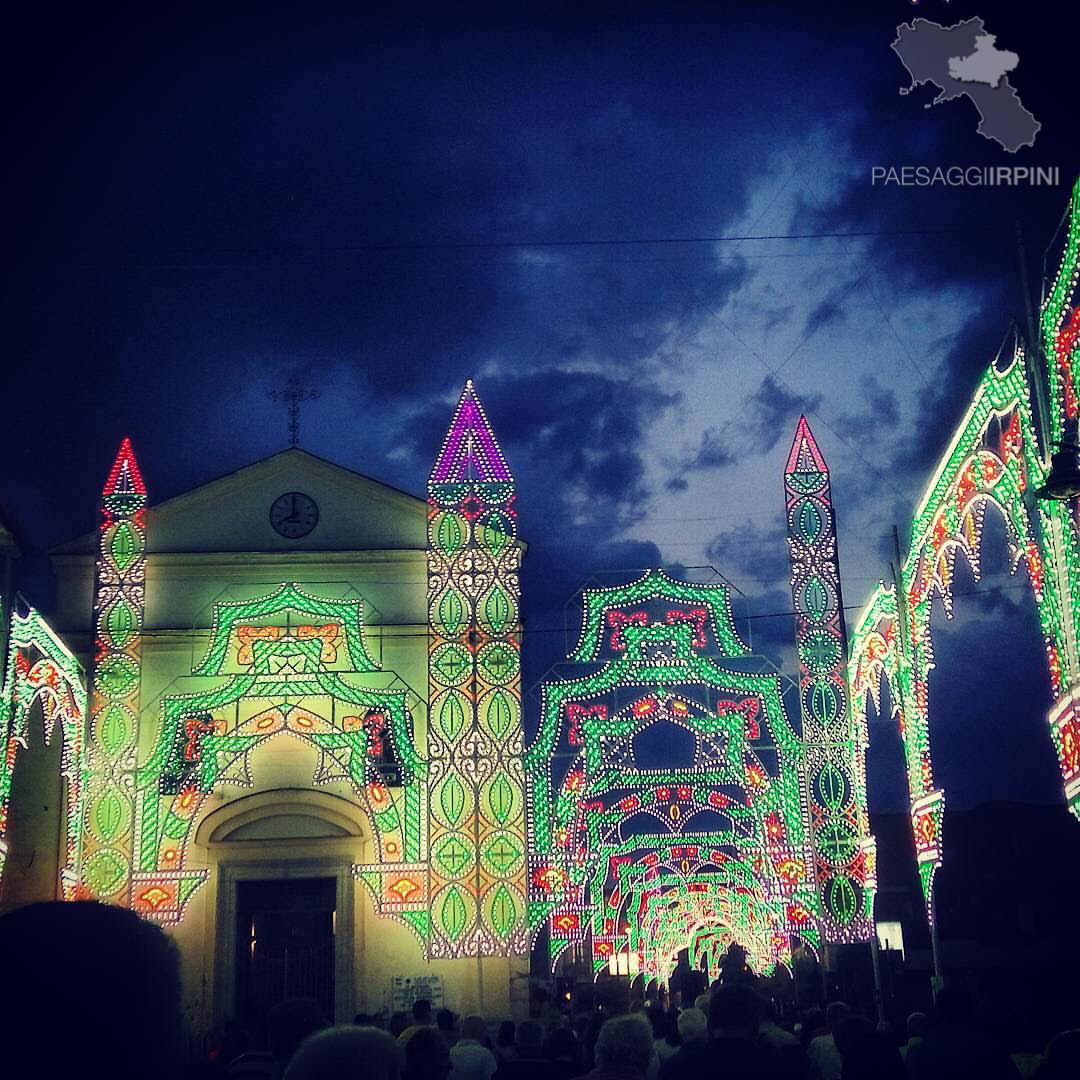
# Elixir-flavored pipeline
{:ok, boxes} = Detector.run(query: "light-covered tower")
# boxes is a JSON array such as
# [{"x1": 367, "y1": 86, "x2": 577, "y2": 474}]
[
  {"x1": 426, "y1": 381, "x2": 527, "y2": 956},
  {"x1": 784, "y1": 417, "x2": 875, "y2": 942},
  {"x1": 79, "y1": 438, "x2": 147, "y2": 903}
]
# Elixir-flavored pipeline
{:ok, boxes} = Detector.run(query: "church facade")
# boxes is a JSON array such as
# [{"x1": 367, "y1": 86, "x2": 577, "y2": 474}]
[{"x1": 0, "y1": 382, "x2": 529, "y2": 1037}]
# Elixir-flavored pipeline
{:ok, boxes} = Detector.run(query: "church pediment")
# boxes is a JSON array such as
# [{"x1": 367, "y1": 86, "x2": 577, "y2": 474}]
[{"x1": 52, "y1": 448, "x2": 427, "y2": 555}]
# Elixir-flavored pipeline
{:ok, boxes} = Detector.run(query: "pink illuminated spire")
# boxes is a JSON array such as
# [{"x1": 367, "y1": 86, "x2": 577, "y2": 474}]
[
  {"x1": 785, "y1": 415, "x2": 828, "y2": 475},
  {"x1": 430, "y1": 380, "x2": 512, "y2": 484}
]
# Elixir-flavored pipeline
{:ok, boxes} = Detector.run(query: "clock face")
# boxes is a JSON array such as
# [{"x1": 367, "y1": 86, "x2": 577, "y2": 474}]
[{"x1": 269, "y1": 491, "x2": 319, "y2": 539}]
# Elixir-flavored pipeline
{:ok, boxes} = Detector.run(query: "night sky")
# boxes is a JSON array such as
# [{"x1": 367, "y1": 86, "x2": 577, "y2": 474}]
[{"x1": 7, "y1": 2, "x2": 1079, "y2": 814}]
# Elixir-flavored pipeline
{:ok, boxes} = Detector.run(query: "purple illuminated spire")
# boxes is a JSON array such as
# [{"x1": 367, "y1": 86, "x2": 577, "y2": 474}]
[{"x1": 430, "y1": 379, "x2": 512, "y2": 484}]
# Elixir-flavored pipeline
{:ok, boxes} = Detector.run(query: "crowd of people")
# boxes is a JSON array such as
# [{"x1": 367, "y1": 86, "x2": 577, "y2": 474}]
[{"x1": 1, "y1": 901, "x2": 1077, "y2": 1080}]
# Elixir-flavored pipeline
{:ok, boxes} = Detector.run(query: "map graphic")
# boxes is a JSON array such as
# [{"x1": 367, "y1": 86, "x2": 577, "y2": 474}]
[{"x1": 892, "y1": 18, "x2": 1040, "y2": 153}]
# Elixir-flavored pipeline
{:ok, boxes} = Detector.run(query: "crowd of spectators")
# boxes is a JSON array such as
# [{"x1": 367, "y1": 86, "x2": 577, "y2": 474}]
[{"x1": 1, "y1": 902, "x2": 1077, "y2": 1080}]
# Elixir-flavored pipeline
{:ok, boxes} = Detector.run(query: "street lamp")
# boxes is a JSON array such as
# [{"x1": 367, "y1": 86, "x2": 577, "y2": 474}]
[{"x1": 1035, "y1": 444, "x2": 1080, "y2": 500}]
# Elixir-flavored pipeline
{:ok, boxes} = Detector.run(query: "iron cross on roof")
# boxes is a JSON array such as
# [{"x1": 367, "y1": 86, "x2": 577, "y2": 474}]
[{"x1": 269, "y1": 375, "x2": 320, "y2": 448}]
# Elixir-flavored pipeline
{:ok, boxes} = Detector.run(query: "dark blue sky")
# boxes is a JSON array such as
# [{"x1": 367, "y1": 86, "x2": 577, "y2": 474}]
[{"x1": 6, "y1": 1, "x2": 1078, "y2": 813}]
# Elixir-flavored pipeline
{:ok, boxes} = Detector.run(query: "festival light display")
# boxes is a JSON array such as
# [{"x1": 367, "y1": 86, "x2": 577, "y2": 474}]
[
  {"x1": 79, "y1": 438, "x2": 147, "y2": 903},
  {"x1": 526, "y1": 571, "x2": 819, "y2": 986},
  {"x1": 846, "y1": 180, "x2": 1080, "y2": 926},
  {"x1": 1038, "y1": 175, "x2": 1080, "y2": 818},
  {"x1": 849, "y1": 346, "x2": 1046, "y2": 918},
  {"x1": 107, "y1": 581, "x2": 423, "y2": 924},
  {"x1": 784, "y1": 418, "x2": 875, "y2": 942},
  {"x1": 426, "y1": 381, "x2": 527, "y2": 956},
  {"x1": 0, "y1": 606, "x2": 88, "y2": 895}
]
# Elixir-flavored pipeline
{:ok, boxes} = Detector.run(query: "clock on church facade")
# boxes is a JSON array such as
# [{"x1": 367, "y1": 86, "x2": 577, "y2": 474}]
[{"x1": 269, "y1": 491, "x2": 319, "y2": 538}]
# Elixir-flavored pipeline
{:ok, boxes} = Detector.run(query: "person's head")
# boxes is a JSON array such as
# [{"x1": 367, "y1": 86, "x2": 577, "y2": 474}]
[
  {"x1": 436, "y1": 1009, "x2": 456, "y2": 1034},
  {"x1": 676, "y1": 1007, "x2": 707, "y2": 1044},
  {"x1": 460, "y1": 1016, "x2": 489, "y2": 1044},
  {"x1": 834, "y1": 1016, "x2": 875, "y2": 1059},
  {"x1": 413, "y1": 999, "x2": 433, "y2": 1024},
  {"x1": 906, "y1": 1012, "x2": 928, "y2": 1040},
  {"x1": 933, "y1": 987, "x2": 975, "y2": 1028},
  {"x1": 825, "y1": 1000, "x2": 851, "y2": 1033},
  {"x1": 800, "y1": 1007, "x2": 825, "y2": 1044},
  {"x1": 0, "y1": 901, "x2": 183, "y2": 1080},
  {"x1": 516, "y1": 1019, "x2": 546, "y2": 1058},
  {"x1": 546, "y1": 1025, "x2": 578, "y2": 1063},
  {"x1": 286, "y1": 1026, "x2": 403, "y2": 1080},
  {"x1": 645, "y1": 1003, "x2": 666, "y2": 1039},
  {"x1": 709, "y1": 985, "x2": 761, "y2": 1041},
  {"x1": 390, "y1": 1012, "x2": 410, "y2": 1037},
  {"x1": 593, "y1": 1014, "x2": 655, "y2": 1076},
  {"x1": 693, "y1": 992, "x2": 711, "y2": 1013},
  {"x1": 354, "y1": 1012, "x2": 374, "y2": 1026},
  {"x1": 405, "y1": 1028, "x2": 451, "y2": 1080},
  {"x1": 269, "y1": 998, "x2": 329, "y2": 1062},
  {"x1": 497, "y1": 1020, "x2": 516, "y2": 1047}
]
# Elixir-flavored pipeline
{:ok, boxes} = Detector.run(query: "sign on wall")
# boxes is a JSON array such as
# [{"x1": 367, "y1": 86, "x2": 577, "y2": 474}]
[{"x1": 391, "y1": 974, "x2": 444, "y2": 1012}]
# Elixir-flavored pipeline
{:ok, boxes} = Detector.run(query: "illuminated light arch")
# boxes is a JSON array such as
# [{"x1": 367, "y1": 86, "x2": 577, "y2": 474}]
[
  {"x1": 426, "y1": 381, "x2": 527, "y2": 957},
  {"x1": 526, "y1": 572, "x2": 820, "y2": 984},
  {"x1": 1038, "y1": 176, "x2": 1080, "y2": 816},
  {"x1": 849, "y1": 344, "x2": 1052, "y2": 920},
  {"x1": 847, "y1": 182, "x2": 1080, "y2": 930},
  {"x1": 784, "y1": 417, "x2": 876, "y2": 942},
  {"x1": 0, "y1": 606, "x2": 88, "y2": 896},
  {"x1": 118, "y1": 582, "x2": 424, "y2": 930}
]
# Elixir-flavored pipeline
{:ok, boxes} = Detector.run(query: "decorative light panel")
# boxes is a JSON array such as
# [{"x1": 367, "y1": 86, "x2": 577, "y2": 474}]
[
  {"x1": 426, "y1": 380, "x2": 527, "y2": 956},
  {"x1": 79, "y1": 438, "x2": 148, "y2": 903},
  {"x1": 112, "y1": 580, "x2": 423, "y2": 925},
  {"x1": 0, "y1": 606, "x2": 88, "y2": 896},
  {"x1": 526, "y1": 571, "x2": 820, "y2": 985},
  {"x1": 784, "y1": 417, "x2": 875, "y2": 942},
  {"x1": 848, "y1": 341, "x2": 1055, "y2": 921}
]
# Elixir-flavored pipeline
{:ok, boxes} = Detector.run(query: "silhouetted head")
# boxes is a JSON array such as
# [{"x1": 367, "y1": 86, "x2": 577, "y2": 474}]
[
  {"x1": 516, "y1": 1019, "x2": 546, "y2": 1057},
  {"x1": 826, "y1": 1001, "x2": 851, "y2": 1031},
  {"x1": 460, "y1": 1016, "x2": 489, "y2": 1044},
  {"x1": 269, "y1": 998, "x2": 328, "y2": 1062},
  {"x1": 546, "y1": 1025, "x2": 578, "y2": 1063},
  {"x1": 593, "y1": 1014, "x2": 654, "y2": 1076},
  {"x1": 676, "y1": 1007, "x2": 707, "y2": 1044},
  {"x1": 390, "y1": 1012, "x2": 410, "y2": 1037},
  {"x1": 933, "y1": 987, "x2": 976, "y2": 1028},
  {"x1": 709, "y1": 985, "x2": 761, "y2": 1040},
  {"x1": 405, "y1": 1027, "x2": 451, "y2": 1080},
  {"x1": 497, "y1": 1020, "x2": 516, "y2": 1047},
  {"x1": 0, "y1": 901, "x2": 183, "y2": 1080},
  {"x1": 413, "y1": 998, "x2": 433, "y2": 1024},
  {"x1": 645, "y1": 1003, "x2": 666, "y2": 1038},
  {"x1": 436, "y1": 1009, "x2": 456, "y2": 1034},
  {"x1": 286, "y1": 1026, "x2": 403, "y2": 1080},
  {"x1": 906, "y1": 1012, "x2": 928, "y2": 1040},
  {"x1": 834, "y1": 1016, "x2": 875, "y2": 1058}
]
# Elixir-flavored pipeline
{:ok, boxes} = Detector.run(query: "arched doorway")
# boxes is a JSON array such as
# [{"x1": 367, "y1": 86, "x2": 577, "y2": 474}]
[{"x1": 195, "y1": 788, "x2": 369, "y2": 1030}]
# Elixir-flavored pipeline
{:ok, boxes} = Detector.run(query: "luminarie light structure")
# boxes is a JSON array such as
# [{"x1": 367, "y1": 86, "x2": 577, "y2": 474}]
[
  {"x1": 526, "y1": 571, "x2": 819, "y2": 986},
  {"x1": 80, "y1": 438, "x2": 147, "y2": 902},
  {"x1": 784, "y1": 417, "x2": 875, "y2": 942},
  {"x1": 426, "y1": 380, "x2": 527, "y2": 956},
  {"x1": 0, "y1": 605, "x2": 88, "y2": 895}
]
